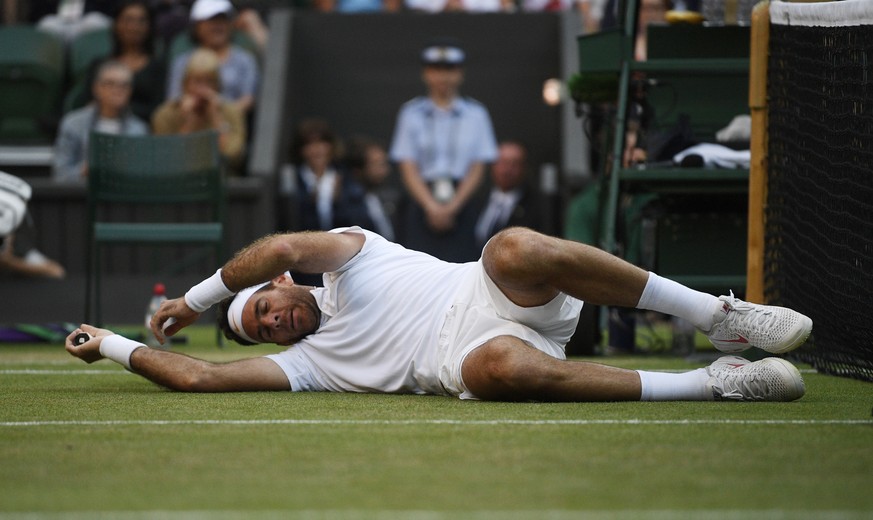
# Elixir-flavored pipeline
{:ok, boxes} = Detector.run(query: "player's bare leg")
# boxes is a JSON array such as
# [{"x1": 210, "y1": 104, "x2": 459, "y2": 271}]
[
  {"x1": 475, "y1": 228, "x2": 808, "y2": 403},
  {"x1": 482, "y1": 227, "x2": 649, "y2": 309},
  {"x1": 461, "y1": 335, "x2": 643, "y2": 402},
  {"x1": 461, "y1": 335, "x2": 805, "y2": 402},
  {"x1": 482, "y1": 227, "x2": 812, "y2": 355}
]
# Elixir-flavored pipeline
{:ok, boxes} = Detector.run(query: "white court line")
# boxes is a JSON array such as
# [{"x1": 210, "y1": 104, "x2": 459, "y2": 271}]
[
  {"x1": 2, "y1": 418, "x2": 871, "y2": 427},
  {"x1": 0, "y1": 369, "x2": 129, "y2": 375},
  {"x1": 1, "y1": 368, "x2": 823, "y2": 375}
]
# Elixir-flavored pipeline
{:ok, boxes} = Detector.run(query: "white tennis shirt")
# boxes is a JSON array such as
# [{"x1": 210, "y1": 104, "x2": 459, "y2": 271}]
[{"x1": 266, "y1": 227, "x2": 477, "y2": 395}]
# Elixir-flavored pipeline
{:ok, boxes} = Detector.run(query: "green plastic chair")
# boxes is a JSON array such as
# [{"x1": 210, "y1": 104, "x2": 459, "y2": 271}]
[
  {"x1": 0, "y1": 26, "x2": 64, "y2": 142},
  {"x1": 69, "y1": 27, "x2": 112, "y2": 81},
  {"x1": 85, "y1": 131, "x2": 226, "y2": 327}
]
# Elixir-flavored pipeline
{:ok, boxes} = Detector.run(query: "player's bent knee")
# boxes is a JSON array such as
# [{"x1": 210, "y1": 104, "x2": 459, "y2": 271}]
[
  {"x1": 485, "y1": 228, "x2": 548, "y2": 278},
  {"x1": 487, "y1": 227, "x2": 538, "y2": 260},
  {"x1": 461, "y1": 336, "x2": 535, "y2": 401}
]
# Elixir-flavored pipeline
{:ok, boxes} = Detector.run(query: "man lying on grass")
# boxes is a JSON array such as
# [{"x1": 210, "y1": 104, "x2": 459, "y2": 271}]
[{"x1": 67, "y1": 226, "x2": 811, "y2": 402}]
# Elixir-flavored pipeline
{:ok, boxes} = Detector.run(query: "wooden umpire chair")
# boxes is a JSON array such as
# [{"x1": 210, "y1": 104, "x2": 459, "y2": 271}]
[{"x1": 84, "y1": 131, "x2": 226, "y2": 336}]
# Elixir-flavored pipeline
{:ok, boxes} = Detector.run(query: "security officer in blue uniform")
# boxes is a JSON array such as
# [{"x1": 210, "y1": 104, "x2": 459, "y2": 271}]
[{"x1": 389, "y1": 38, "x2": 498, "y2": 262}]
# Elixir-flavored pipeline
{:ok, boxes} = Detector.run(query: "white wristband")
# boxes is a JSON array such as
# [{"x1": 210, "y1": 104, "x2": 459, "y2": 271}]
[
  {"x1": 184, "y1": 269, "x2": 235, "y2": 313},
  {"x1": 99, "y1": 335, "x2": 145, "y2": 370}
]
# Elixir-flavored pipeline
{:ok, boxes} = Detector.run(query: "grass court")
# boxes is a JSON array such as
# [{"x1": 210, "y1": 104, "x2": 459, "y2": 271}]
[{"x1": 2, "y1": 326, "x2": 872, "y2": 519}]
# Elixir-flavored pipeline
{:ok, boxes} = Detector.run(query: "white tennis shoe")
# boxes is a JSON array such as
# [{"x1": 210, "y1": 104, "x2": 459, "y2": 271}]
[
  {"x1": 706, "y1": 292, "x2": 812, "y2": 354},
  {"x1": 705, "y1": 356, "x2": 805, "y2": 402}
]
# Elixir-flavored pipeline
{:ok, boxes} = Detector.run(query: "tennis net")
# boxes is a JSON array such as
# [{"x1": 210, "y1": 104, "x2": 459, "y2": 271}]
[{"x1": 766, "y1": 0, "x2": 873, "y2": 382}]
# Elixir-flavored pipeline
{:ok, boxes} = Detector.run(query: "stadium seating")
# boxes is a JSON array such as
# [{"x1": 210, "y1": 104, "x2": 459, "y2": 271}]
[
  {"x1": 69, "y1": 27, "x2": 112, "y2": 81},
  {"x1": 84, "y1": 131, "x2": 226, "y2": 326},
  {"x1": 0, "y1": 26, "x2": 65, "y2": 143}
]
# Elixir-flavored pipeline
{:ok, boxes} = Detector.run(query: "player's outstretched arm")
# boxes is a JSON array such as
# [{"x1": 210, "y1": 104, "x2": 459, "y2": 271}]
[{"x1": 66, "y1": 324, "x2": 290, "y2": 392}]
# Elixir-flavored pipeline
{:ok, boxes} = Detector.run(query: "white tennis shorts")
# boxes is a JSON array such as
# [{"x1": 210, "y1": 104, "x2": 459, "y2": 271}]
[{"x1": 437, "y1": 260, "x2": 583, "y2": 399}]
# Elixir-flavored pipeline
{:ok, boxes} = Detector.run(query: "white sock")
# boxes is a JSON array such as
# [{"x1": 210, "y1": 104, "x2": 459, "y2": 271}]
[
  {"x1": 637, "y1": 369, "x2": 712, "y2": 401},
  {"x1": 636, "y1": 272, "x2": 722, "y2": 332}
]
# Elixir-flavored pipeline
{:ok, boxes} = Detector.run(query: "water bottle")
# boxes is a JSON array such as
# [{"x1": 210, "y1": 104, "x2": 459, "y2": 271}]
[{"x1": 145, "y1": 282, "x2": 167, "y2": 348}]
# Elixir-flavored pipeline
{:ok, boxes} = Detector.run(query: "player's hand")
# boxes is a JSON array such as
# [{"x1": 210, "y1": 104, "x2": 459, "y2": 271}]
[
  {"x1": 65, "y1": 324, "x2": 113, "y2": 363},
  {"x1": 150, "y1": 297, "x2": 200, "y2": 345},
  {"x1": 425, "y1": 204, "x2": 456, "y2": 233},
  {"x1": 179, "y1": 93, "x2": 199, "y2": 114}
]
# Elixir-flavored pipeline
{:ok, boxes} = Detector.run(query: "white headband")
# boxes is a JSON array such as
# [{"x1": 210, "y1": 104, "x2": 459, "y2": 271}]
[{"x1": 227, "y1": 282, "x2": 268, "y2": 344}]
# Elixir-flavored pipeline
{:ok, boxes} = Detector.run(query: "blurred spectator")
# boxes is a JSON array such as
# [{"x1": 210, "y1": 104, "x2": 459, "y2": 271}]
[
  {"x1": 165, "y1": 0, "x2": 259, "y2": 118},
  {"x1": 304, "y1": 0, "x2": 399, "y2": 12},
  {"x1": 335, "y1": 0, "x2": 402, "y2": 12},
  {"x1": 309, "y1": 0, "x2": 337, "y2": 12},
  {"x1": 597, "y1": 0, "x2": 669, "y2": 168},
  {"x1": 70, "y1": 1, "x2": 166, "y2": 122},
  {"x1": 152, "y1": 48, "x2": 246, "y2": 171},
  {"x1": 521, "y1": 0, "x2": 600, "y2": 33},
  {"x1": 0, "y1": 172, "x2": 65, "y2": 279},
  {"x1": 289, "y1": 118, "x2": 366, "y2": 232},
  {"x1": 233, "y1": 7, "x2": 269, "y2": 51},
  {"x1": 2, "y1": 0, "x2": 21, "y2": 23},
  {"x1": 389, "y1": 38, "x2": 497, "y2": 262},
  {"x1": 635, "y1": 0, "x2": 669, "y2": 61},
  {"x1": 600, "y1": 0, "x2": 668, "y2": 60},
  {"x1": 345, "y1": 136, "x2": 397, "y2": 241},
  {"x1": 405, "y1": 0, "x2": 503, "y2": 12},
  {"x1": 151, "y1": 0, "x2": 194, "y2": 50},
  {"x1": 473, "y1": 140, "x2": 542, "y2": 249},
  {"x1": 53, "y1": 61, "x2": 149, "y2": 181},
  {"x1": 0, "y1": 224, "x2": 66, "y2": 279},
  {"x1": 36, "y1": 0, "x2": 114, "y2": 44}
]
